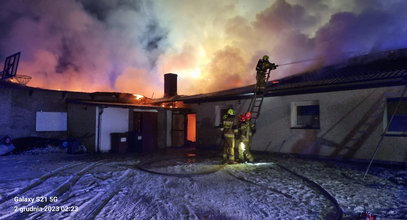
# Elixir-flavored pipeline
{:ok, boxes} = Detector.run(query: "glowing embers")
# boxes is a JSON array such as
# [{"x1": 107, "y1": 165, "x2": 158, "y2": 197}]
[
  {"x1": 132, "y1": 94, "x2": 144, "y2": 100},
  {"x1": 160, "y1": 101, "x2": 186, "y2": 109},
  {"x1": 131, "y1": 94, "x2": 152, "y2": 105},
  {"x1": 186, "y1": 153, "x2": 197, "y2": 163},
  {"x1": 5, "y1": 75, "x2": 32, "y2": 85}
]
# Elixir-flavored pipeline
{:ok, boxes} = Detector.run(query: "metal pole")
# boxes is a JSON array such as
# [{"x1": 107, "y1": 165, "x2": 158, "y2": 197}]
[{"x1": 363, "y1": 85, "x2": 407, "y2": 179}]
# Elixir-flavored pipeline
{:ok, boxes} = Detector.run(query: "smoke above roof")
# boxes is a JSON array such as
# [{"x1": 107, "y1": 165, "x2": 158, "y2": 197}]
[{"x1": 0, "y1": 0, "x2": 406, "y2": 96}]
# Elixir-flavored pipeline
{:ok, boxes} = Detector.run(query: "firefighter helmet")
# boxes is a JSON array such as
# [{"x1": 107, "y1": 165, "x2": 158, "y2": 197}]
[
  {"x1": 262, "y1": 55, "x2": 269, "y2": 61},
  {"x1": 227, "y1": 108, "x2": 235, "y2": 116},
  {"x1": 239, "y1": 114, "x2": 246, "y2": 122},
  {"x1": 245, "y1": 112, "x2": 252, "y2": 120}
]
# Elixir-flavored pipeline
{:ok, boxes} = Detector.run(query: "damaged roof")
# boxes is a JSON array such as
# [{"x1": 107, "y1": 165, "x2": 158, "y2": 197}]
[{"x1": 168, "y1": 49, "x2": 407, "y2": 103}]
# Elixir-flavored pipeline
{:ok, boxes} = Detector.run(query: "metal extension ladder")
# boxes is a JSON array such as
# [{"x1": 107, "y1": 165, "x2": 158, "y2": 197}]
[{"x1": 247, "y1": 70, "x2": 271, "y2": 123}]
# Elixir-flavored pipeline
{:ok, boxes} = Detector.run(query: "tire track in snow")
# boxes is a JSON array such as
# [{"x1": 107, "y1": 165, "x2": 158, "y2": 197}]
[
  {"x1": 226, "y1": 169, "x2": 293, "y2": 199},
  {"x1": 28, "y1": 160, "x2": 140, "y2": 220},
  {"x1": 140, "y1": 175, "x2": 199, "y2": 220},
  {"x1": 0, "y1": 161, "x2": 86, "y2": 205},
  {"x1": 92, "y1": 171, "x2": 174, "y2": 220},
  {"x1": 137, "y1": 158, "x2": 225, "y2": 177},
  {"x1": 0, "y1": 160, "x2": 107, "y2": 220},
  {"x1": 276, "y1": 164, "x2": 343, "y2": 220},
  {"x1": 67, "y1": 169, "x2": 134, "y2": 220},
  {"x1": 226, "y1": 163, "x2": 339, "y2": 219}
]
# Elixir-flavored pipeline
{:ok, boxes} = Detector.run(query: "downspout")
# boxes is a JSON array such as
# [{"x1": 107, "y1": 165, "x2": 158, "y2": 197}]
[{"x1": 97, "y1": 106, "x2": 104, "y2": 152}]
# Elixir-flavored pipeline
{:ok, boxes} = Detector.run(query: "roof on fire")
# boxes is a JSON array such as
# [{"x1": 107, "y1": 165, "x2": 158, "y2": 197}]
[{"x1": 160, "y1": 48, "x2": 407, "y2": 104}]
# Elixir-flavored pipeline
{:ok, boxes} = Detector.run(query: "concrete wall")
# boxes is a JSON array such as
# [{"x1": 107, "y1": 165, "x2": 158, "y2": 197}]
[
  {"x1": 0, "y1": 88, "x2": 12, "y2": 137},
  {"x1": 157, "y1": 110, "x2": 166, "y2": 149},
  {"x1": 0, "y1": 84, "x2": 172, "y2": 153},
  {"x1": 0, "y1": 85, "x2": 92, "y2": 140},
  {"x1": 67, "y1": 104, "x2": 97, "y2": 152},
  {"x1": 191, "y1": 86, "x2": 407, "y2": 162},
  {"x1": 1, "y1": 87, "x2": 67, "y2": 139}
]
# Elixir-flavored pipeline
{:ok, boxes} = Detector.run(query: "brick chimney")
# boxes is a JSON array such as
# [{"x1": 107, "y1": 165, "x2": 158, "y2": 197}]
[{"x1": 164, "y1": 73, "x2": 177, "y2": 98}]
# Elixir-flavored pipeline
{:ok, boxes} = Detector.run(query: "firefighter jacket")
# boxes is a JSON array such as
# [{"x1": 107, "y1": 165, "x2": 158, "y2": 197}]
[
  {"x1": 239, "y1": 121, "x2": 255, "y2": 141},
  {"x1": 220, "y1": 116, "x2": 238, "y2": 138},
  {"x1": 256, "y1": 59, "x2": 276, "y2": 74}
]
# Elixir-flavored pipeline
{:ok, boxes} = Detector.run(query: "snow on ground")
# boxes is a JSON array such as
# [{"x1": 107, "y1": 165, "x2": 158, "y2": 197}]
[{"x1": 0, "y1": 149, "x2": 406, "y2": 220}]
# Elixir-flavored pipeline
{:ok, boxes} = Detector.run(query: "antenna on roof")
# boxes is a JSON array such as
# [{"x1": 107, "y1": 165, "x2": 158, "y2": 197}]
[{"x1": 0, "y1": 52, "x2": 32, "y2": 85}]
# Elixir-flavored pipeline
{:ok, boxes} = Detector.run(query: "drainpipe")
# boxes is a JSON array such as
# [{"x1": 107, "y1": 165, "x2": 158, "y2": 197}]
[{"x1": 97, "y1": 106, "x2": 104, "y2": 152}]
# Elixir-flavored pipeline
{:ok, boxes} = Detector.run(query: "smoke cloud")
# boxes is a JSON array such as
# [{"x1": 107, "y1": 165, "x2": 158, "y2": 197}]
[{"x1": 0, "y1": 0, "x2": 406, "y2": 96}]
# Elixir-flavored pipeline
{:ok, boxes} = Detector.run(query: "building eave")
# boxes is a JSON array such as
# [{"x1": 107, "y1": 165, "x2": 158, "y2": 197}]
[{"x1": 178, "y1": 77, "x2": 407, "y2": 103}]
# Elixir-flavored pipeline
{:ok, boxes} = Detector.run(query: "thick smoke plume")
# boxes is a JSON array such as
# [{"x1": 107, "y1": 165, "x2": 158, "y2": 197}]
[{"x1": 1, "y1": 0, "x2": 406, "y2": 96}]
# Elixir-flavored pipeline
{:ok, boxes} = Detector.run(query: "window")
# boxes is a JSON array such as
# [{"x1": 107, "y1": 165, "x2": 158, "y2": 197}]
[
  {"x1": 384, "y1": 97, "x2": 407, "y2": 136},
  {"x1": 291, "y1": 101, "x2": 320, "y2": 129}
]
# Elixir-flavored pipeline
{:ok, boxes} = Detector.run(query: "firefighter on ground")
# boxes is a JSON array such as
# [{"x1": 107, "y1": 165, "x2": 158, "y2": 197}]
[
  {"x1": 256, "y1": 55, "x2": 277, "y2": 93},
  {"x1": 220, "y1": 108, "x2": 238, "y2": 164},
  {"x1": 237, "y1": 112, "x2": 255, "y2": 163}
]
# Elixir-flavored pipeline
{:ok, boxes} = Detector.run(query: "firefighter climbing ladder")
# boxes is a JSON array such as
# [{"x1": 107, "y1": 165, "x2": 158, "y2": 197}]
[
  {"x1": 246, "y1": 56, "x2": 321, "y2": 123},
  {"x1": 247, "y1": 69, "x2": 271, "y2": 123}
]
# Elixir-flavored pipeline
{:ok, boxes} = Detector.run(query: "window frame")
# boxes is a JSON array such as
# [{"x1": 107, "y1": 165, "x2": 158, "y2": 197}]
[
  {"x1": 383, "y1": 97, "x2": 407, "y2": 136},
  {"x1": 290, "y1": 100, "x2": 320, "y2": 129}
]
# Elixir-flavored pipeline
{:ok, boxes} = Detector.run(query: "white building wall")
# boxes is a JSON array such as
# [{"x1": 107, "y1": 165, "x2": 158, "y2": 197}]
[
  {"x1": 99, "y1": 107, "x2": 129, "y2": 152},
  {"x1": 191, "y1": 85, "x2": 407, "y2": 162}
]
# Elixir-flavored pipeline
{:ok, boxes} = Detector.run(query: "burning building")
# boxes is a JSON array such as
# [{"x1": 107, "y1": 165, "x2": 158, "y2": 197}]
[
  {"x1": 1, "y1": 47, "x2": 407, "y2": 220},
  {"x1": 157, "y1": 48, "x2": 407, "y2": 163},
  {"x1": 0, "y1": 71, "x2": 195, "y2": 153},
  {"x1": 1, "y1": 49, "x2": 407, "y2": 163}
]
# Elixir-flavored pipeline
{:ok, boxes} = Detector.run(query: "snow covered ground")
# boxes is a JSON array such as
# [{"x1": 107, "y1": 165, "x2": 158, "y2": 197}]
[{"x1": 0, "y1": 149, "x2": 406, "y2": 220}]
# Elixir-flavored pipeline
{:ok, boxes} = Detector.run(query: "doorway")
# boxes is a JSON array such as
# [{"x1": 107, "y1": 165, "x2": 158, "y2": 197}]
[
  {"x1": 187, "y1": 113, "x2": 196, "y2": 142},
  {"x1": 172, "y1": 113, "x2": 185, "y2": 147},
  {"x1": 129, "y1": 111, "x2": 157, "y2": 153}
]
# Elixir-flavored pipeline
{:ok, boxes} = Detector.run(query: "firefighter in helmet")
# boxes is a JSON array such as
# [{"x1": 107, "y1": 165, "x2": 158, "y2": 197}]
[
  {"x1": 237, "y1": 112, "x2": 255, "y2": 162},
  {"x1": 256, "y1": 55, "x2": 277, "y2": 93},
  {"x1": 220, "y1": 108, "x2": 238, "y2": 164}
]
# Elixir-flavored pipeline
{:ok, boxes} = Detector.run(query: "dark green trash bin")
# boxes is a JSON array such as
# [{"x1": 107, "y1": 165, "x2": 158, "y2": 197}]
[{"x1": 110, "y1": 133, "x2": 128, "y2": 153}]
